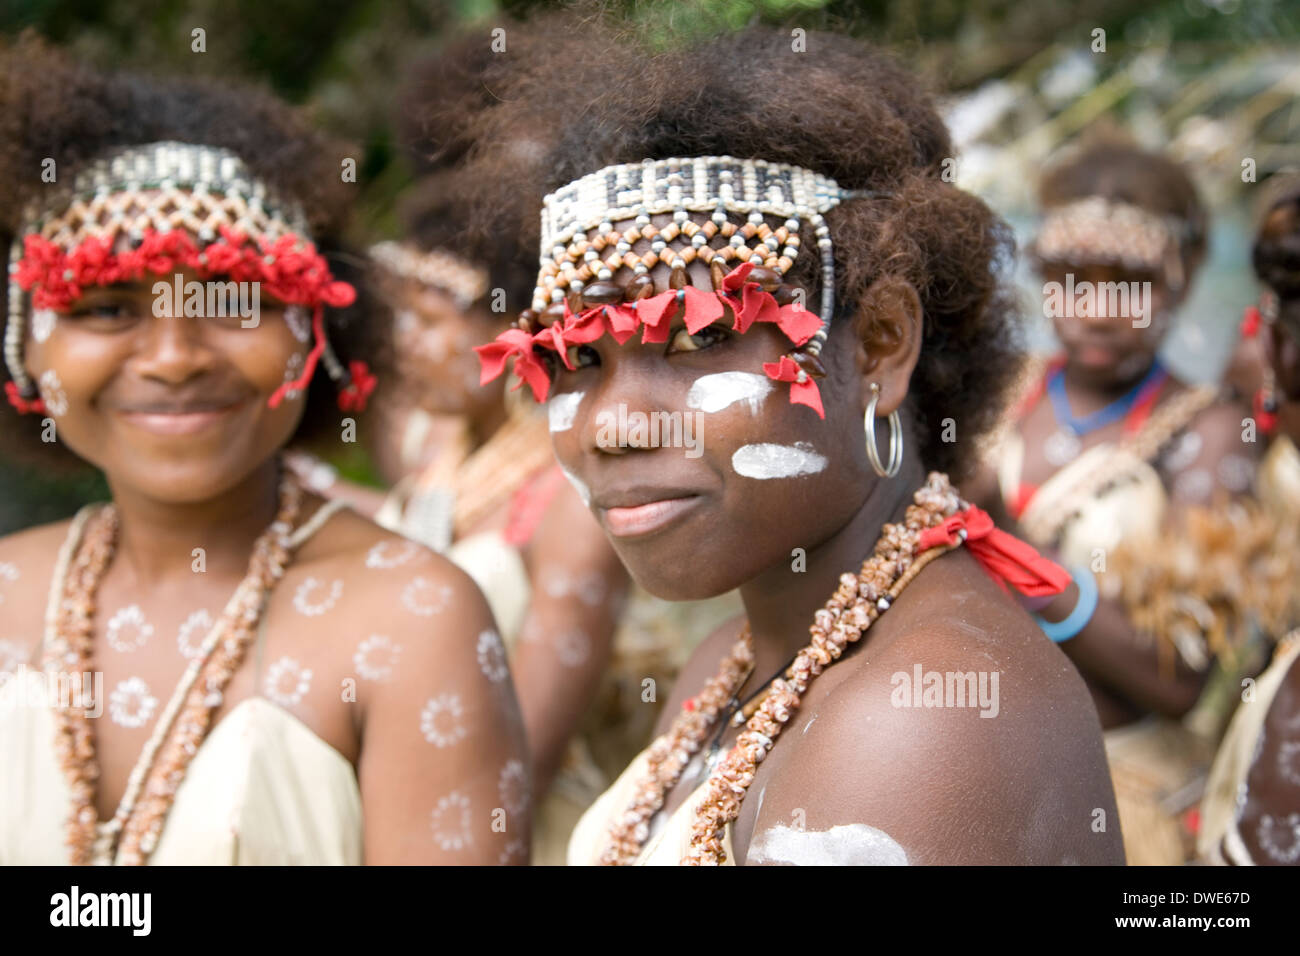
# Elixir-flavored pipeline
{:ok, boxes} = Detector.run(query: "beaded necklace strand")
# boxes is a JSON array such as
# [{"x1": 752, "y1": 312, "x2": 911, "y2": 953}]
[
  {"x1": 600, "y1": 472, "x2": 965, "y2": 865},
  {"x1": 45, "y1": 471, "x2": 304, "y2": 865}
]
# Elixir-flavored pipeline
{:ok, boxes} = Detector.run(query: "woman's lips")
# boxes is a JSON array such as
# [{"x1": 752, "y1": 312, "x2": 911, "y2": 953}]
[
  {"x1": 115, "y1": 402, "x2": 245, "y2": 436},
  {"x1": 600, "y1": 495, "x2": 701, "y2": 538}
]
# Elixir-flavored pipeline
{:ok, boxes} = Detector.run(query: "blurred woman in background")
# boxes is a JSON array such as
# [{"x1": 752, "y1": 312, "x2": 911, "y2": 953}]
[
  {"x1": 966, "y1": 136, "x2": 1259, "y2": 864},
  {"x1": 363, "y1": 172, "x2": 629, "y2": 865},
  {"x1": 1199, "y1": 173, "x2": 1300, "y2": 865}
]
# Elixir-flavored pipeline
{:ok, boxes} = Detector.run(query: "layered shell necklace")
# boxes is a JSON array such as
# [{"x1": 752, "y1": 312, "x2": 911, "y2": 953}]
[
  {"x1": 44, "y1": 473, "x2": 304, "y2": 865},
  {"x1": 600, "y1": 473, "x2": 966, "y2": 865}
]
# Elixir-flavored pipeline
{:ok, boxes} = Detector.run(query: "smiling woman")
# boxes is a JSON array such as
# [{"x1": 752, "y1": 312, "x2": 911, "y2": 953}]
[
  {"x1": 453, "y1": 18, "x2": 1125, "y2": 865},
  {"x1": 0, "y1": 34, "x2": 527, "y2": 866}
]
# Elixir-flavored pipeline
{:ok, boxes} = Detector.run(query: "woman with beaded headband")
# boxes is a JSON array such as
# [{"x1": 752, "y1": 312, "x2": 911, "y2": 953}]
[
  {"x1": 0, "y1": 37, "x2": 527, "y2": 865},
  {"x1": 464, "y1": 22, "x2": 1122, "y2": 865},
  {"x1": 358, "y1": 168, "x2": 630, "y2": 866},
  {"x1": 1199, "y1": 173, "x2": 1300, "y2": 866},
  {"x1": 964, "y1": 135, "x2": 1260, "y2": 865}
]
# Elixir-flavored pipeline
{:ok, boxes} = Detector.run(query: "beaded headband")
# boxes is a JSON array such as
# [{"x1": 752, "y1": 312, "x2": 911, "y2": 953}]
[
  {"x1": 1031, "y1": 196, "x2": 1197, "y2": 290},
  {"x1": 478, "y1": 156, "x2": 865, "y2": 418},
  {"x1": 4, "y1": 141, "x2": 374, "y2": 415},
  {"x1": 368, "y1": 241, "x2": 491, "y2": 311}
]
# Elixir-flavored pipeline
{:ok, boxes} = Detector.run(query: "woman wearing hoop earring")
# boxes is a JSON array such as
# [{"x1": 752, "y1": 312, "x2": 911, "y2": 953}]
[
  {"x1": 458, "y1": 20, "x2": 1122, "y2": 864},
  {"x1": 865, "y1": 382, "x2": 904, "y2": 479}
]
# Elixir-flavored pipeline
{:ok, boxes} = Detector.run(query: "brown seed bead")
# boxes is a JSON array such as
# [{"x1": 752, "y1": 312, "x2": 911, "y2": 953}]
[
  {"x1": 566, "y1": 291, "x2": 584, "y2": 314},
  {"x1": 793, "y1": 349, "x2": 828, "y2": 378},
  {"x1": 581, "y1": 280, "x2": 623, "y2": 306},
  {"x1": 709, "y1": 259, "x2": 728, "y2": 291},
  {"x1": 774, "y1": 284, "x2": 799, "y2": 306},
  {"x1": 541, "y1": 302, "x2": 566, "y2": 327},
  {"x1": 517, "y1": 309, "x2": 538, "y2": 332},
  {"x1": 747, "y1": 265, "x2": 781, "y2": 292},
  {"x1": 626, "y1": 275, "x2": 656, "y2": 300},
  {"x1": 669, "y1": 265, "x2": 689, "y2": 290}
]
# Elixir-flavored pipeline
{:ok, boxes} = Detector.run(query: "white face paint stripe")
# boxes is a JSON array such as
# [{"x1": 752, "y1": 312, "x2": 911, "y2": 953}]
[
  {"x1": 747, "y1": 823, "x2": 909, "y2": 866},
  {"x1": 731, "y1": 442, "x2": 827, "y2": 480},
  {"x1": 686, "y1": 372, "x2": 772, "y2": 415},
  {"x1": 548, "y1": 391, "x2": 584, "y2": 432},
  {"x1": 561, "y1": 467, "x2": 591, "y2": 506}
]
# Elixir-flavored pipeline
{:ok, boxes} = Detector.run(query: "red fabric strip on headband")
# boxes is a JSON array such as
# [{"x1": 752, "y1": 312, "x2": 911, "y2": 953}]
[
  {"x1": 11, "y1": 226, "x2": 367, "y2": 414},
  {"x1": 474, "y1": 262, "x2": 826, "y2": 415}
]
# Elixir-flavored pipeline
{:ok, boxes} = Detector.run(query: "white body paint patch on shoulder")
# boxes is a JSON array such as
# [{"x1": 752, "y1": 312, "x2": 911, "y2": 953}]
[
  {"x1": 548, "y1": 391, "x2": 584, "y2": 433},
  {"x1": 731, "y1": 442, "x2": 827, "y2": 480},
  {"x1": 686, "y1": 372, "x2": 772, "y2": 415},
  {"x1": 746, "y1": 823, "x2": 909, "y2": 866}
]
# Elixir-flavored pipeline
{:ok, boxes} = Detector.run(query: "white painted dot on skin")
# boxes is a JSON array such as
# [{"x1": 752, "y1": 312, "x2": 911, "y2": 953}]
[
  {"x1": 686, "y1": 371, "x2": 773, "y2": 415},
  {"x1": 431, "y1": 790, "x2": 474, "y2": 851},
  {"x1": 0, "y1": 562, "x2": 19, "y2": 604},
  {"x1": 555, "y1": 629, "x2": 591, "y2": 668},
  {"x1": 354, "y1": 634, "x2": 403, "y2": 682},
  {"x1": 420, "y1": 693, "x2": 467, "y2": 747},
  {"x1": 548, "y1": 391, "x2": 584, "y2": 433},
  {"x1": 263, "y1": 656, "x2": 313, "y2": 707},
  {"x1": 477, "y1": 629, "x2": 509, "y2": 683},
  {"x1": 284, "y1": 305, "x2": 312, "y2": 343},
  {"x1": 31, "y1": 309, "x2": 57, "y2": 343},
  {"x1": 498, "y1": 758, "x2": 530, "y2": 816},
  {"x1": 292, "y1": 577, "x2": 343, "y2": 616},
  {"x1": 1278, "y1": 740, "x2": 1300, "y2": 787},
  {"x1": 1257, "y1": 813, "x2": 1300, "y2": 864},
  {"x1": 108, "y1": 676, "x2": 158, "y2": 729},
  {"x1": 401, "y1": 576, "x2": 452, "y2": 616},
  {"x1": 561, "y1": 467, "x2": 591, "y2": 507},
  {"x1": 176, "y1": 609, "x2": 213, "y2": 659},
  {"x1": 498, "y1": 837, "x2": 526, "y2": 865},
  {"x1": 731, "y1": 442, "x2": 827, "y2": 480},
  {"x1": 106, "y1": 605, "x2": 152, "y2": 653},
  {"x1": 746, "y1": 822, "x2": 910, "y2": 866},
  {"x1": 366, "y1": 539, "x2": 421, "y2": 570},
  {"x1": 1172, "y1": 467, "x2": 1213, "y2": 504},
  {"x1": 575, "y1": 571, "x2": 606, "y2": 607},
  {"x1": 0, "y1": 638, "x2": 28, "y2": 673},
  {"x1": 1163, "y1": 431, "x2": 1202, "y2": 473},
  {"x1": 1217, "y1": 454, "x2": 1256, "y2": 493},
  {"x1": 38, "y1": 369, "x2": 68, "y2": 417}
]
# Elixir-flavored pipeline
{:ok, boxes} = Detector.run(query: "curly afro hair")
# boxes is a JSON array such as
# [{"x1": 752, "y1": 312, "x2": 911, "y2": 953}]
[
  {"x1": 1252, "y1": 173, "x2": 1300, "y2": 304},
  {"x1": 436, "y1": 18, "x2": 1024, "y2": 478},
  {"x1": 388, "y1": 23, "x2": 557, "y2": 319},
  {"x1": 0, "y1": 32, "x2": 388, "y2": 471}
]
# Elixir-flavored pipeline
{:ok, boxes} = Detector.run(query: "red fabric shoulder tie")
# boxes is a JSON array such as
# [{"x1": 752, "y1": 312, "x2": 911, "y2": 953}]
[{"x1": 917, "y1": 506, "x2": 1070, "y2": 598}]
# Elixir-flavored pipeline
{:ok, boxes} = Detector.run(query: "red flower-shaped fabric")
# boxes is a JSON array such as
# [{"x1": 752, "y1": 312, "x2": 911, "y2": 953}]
[
  {"x1": 476, "y1": 262, "x2": 830, "y2": 415},
  {"x1": 761, "y1": 355, "x2": 825, "y2": 419},
  {"x1": 10, "y1": 227, "x2": 363, "y2": 415}
]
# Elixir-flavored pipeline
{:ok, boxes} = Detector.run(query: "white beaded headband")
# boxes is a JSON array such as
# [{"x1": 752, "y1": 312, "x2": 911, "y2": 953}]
[
  {"x1": 16, "y1": 140, "x2": 310, "y2": 247},
  {"x1": 368, "y1": 240, "x2": 491, "y2": 311},
  {"x1": 4, "y1": 141, "x2": 367, "y2": 413},
  {"x1": 1031, "y1": 196, "x2": 1198, "y2": 284},
  {"x1": 531, "y1": 155, "x2": 866, "y2": 356}
]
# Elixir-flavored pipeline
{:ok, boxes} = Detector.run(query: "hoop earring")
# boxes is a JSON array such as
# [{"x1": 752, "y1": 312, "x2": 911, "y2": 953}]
[{"x1": 865, "y1": 382, "x2": 903, "y2": 478}]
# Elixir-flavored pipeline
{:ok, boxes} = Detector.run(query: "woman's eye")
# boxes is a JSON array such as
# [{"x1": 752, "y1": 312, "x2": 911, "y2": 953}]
[
  {"x1": 566, "y1": 345, "x2": 600, "y2": 369},
  {"x1": 668, "y1": 324, "x2": 730, "y2": 354},
  {"x1": 67, "y1": 299, "x2": 133, "y2": 323}
]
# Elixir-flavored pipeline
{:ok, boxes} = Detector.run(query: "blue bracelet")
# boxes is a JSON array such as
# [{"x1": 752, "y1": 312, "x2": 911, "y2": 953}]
[{"x1": 1035, "y1": 565, "x2": 1099, "y2": 643}]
